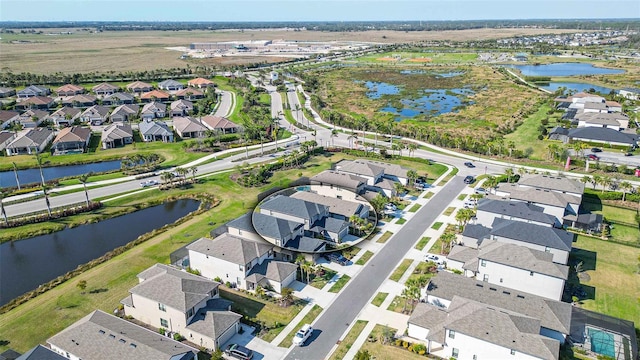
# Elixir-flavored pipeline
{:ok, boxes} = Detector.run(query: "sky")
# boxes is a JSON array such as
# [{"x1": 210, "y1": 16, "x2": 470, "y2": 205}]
[{"x1": 1, "y1": 0, "x2": 639, "y2": 22}]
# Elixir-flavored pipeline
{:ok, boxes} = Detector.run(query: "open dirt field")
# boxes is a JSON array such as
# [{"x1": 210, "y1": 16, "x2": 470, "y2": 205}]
[{"x1": 0, "y1": 28, "x2": 586, "y2": 74}]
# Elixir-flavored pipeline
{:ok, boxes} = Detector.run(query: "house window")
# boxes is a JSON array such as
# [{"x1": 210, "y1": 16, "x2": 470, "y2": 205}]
[
  {"x1": 499, "y1": 278, "x2": 503, "y2": 283},
  {"x1": 160, "y1": 318, "x2": 169, "y2": 328},
  {"x1": 511, "y1": 349, "x2": 516, "y2": 355},
  {"x1": 452, "y1": 348, "x2": 459, "y2": 358},
  {"x1": 239, "y1": 265, "x2": 244, "y2": 272},
  {"x1": 544, "y1": 246, "x2": 551, "y2": 253},
  {"x1": 158, "y1": 303, "x2": 166, "y2": 312},
  {"x1": 187, "y1": 308, "x2": 194, "y2": 318},
  {"x1": 337, "y1": 195, "x2": 342, "y2": 200},
  {"x1": 530, "y1": 271, "x2": 534, "y2": 276},
  {"x1": 473, "y1": 356, "x2": 477, "y2": 360},
  {"x1": 480, "y1": 259, "x2": 486, "y2": 267},
  {"x1": 210, "y1": 288, "x2": 218, "y2": 297},
  {"x1": 238, "y1": 230, "x2": 243, "y2": 235},
  {"x1": 449, "y1": 330, "x2": 456, "y2": 339},
  {"x1": 483, "y1": 274, "x2": 489, "y2": 282}
]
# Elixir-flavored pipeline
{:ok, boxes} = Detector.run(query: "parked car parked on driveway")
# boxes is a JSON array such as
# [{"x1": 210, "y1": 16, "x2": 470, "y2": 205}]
[
  {"x1": 224, "y1": 344, "x2": 253, "y2": 360},
  {"x1": 324, "y1": 253, "x2": 348, "y2": 266},
  {"x1": 475, "y1": 187, "x2": 487, "y2": 195},
  {"x1": 425, "y1": 254, "x2": 445, "y2": 265}
]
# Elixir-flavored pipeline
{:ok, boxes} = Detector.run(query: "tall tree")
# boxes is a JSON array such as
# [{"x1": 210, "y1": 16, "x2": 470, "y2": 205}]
[
  {"x1": 0, "y1": 190, "x2": 8, "y2": 226},
  {"x1": 78, "y1": 173, "x2": 91, "y2": 207},
  {"x1": 12, "y1": 162, "x2": 21, "y2": 191}
]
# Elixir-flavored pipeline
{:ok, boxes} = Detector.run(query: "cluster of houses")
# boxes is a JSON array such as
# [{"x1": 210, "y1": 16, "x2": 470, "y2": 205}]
[
  {"x1": 0, "y1": 78, "x2": 242, "y2": 156},
  {"x1": 550, "y1": 92, "x2": 638, "y2": 149},
  {"x1": 407, "y1": 174, "x2": 637, "y2": 360}
]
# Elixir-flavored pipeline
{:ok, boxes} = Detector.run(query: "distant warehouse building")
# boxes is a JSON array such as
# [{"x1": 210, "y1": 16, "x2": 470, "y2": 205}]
[{"x1": 190, "y1": 40, "x2": 272, "y2": 51}]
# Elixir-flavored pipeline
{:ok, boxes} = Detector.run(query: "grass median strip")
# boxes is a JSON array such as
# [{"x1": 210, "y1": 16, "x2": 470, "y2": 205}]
[
  {"x1": 443, "y1": 207, "x2": 456, "y2": 216},
  {"x1": 355, "y1": 250, "x2": 374, "y2": 265},
  {"x1": 371, "y1": 292, "x2": 388, "y2": 307},
  {"x1": 457, "y1": 194, "x2": 467, "y2": 201},
  {"x1": 377, "y1": 230, "x2": 393, "y2": 243},
  {"x1": 396, "y1": 217, "x2": 407, "y2": 225},
  {"x1": 329, "y1": 320, "x2": 369, "y2": 360},
  {"x1": 423, "y1": 191, "x2": 434, "y2": 199},
  {"x1": 329, "y1": 274, "x2": 352, "y2": 293},
  {"x1": 389, "y1": 259, "x2": 413, "y2": 282},
  {"x1": 278, "y1": 304, "x2": 323, "y2": 348},
  {"x1": 431, "y1": 222, "x2": 443, "y2": 230},
  {"x1": 408, "y1": 204, "x2": 421, "y2": 213},
  {"x1": 414, "y1": 236, "x2": 431, "y2": 251}
]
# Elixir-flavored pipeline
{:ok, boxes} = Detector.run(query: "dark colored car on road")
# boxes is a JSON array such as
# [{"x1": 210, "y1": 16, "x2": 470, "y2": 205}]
[
  {"x1": 587, "y1": 154, "x2": 599, "y2": 160},
  {"x1": 591, "y1": 148, "x2": 602, "y2": 153},
  {"x1": 464, "y1": 162, "x2": 475, "y2": 168},
  {"x1": 463, "y1": 175, "x2": 475, "y2": 184}
]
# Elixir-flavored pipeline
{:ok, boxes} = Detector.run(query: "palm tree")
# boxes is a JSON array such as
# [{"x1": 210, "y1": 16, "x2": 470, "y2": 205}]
[
  {"x1": 294, "y1": 103, "x2": 302, "y2": 124},
  {"x1": 78, "y1": 173, "x2": 91, "y2": 207},
  {"x1": 161, "y1": 172, "x2": 174, "y2": 187},
  {"x1": 407, "y1": 170, "x2": 418, "y2": 186},
  {"x1": 439, "y1": 232, "x2": 457, "y2": 254},
  {"x1": 42, "y1": 184, "x2": 52, "y2": 218},
  {"x1": 12, "y1": 162, "x2": 21, "y2": 191},
  {"x1": 347, "y1": 133, "x2": 357, "y2": 149},
  {"x1": 408, "y1": 143, "x2": 417, "y2": 158},
  {"x1": 601, "y1": 176, "x2": 612, "y2": 193},
  {"x1": 35, "y1": 153, "x2": 46, "y2": 187},
  {"x1": 0, "y1": 190, "x2": 8, "y2": 226},
  {"x1": 591, "y1": 175, "x2": 601, "y2": 190},
  {"x1": 280, "y1": 287, "x2": 294, "y2": 307},
  {"x1": 620, "y1": 181, "x2": 632, "y2": 201},
  {"x1": 504, "y1": 168, "x2": 515, "y2": 183},
  {"x1": 271, "y1": 117, "x2": 280, "y2": 149},
  {"x1": 330, "y1": 129, "x2": 338, "y2": 147},
  {"x1": 484, "y1": 176, "x2": 498, "y2": 193},
  {"x1": 189, "y1": 166, "x2": 198, "y2": 183}
]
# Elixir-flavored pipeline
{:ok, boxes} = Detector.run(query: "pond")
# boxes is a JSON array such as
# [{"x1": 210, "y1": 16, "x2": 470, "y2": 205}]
[
  {"x1": 509, "y1": 63, "x2": 624, "y2": 77},
  {"x1": 0, "y1": 160, "x2": 121, "y2": 188},
  {"x1": 0, "y1": 198, "x2": 200, "y2": 306},
  {"x1": 539, "y1": 82, "x2": 613, "y2": 94}
]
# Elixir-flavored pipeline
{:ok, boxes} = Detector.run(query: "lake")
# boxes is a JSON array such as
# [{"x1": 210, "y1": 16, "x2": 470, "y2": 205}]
[
  {"x1": 0, "y1": 160, "x2": 121, "y2": 188},
  {"x1": 540, "y1": 82, "x2": 613, "y2": 94},
  {"x1": 0, "y1": 198, "x2": 200, "y2": 306},
  {"x1": 509, "y1": 63, "x2": 625, "y2": 77}
]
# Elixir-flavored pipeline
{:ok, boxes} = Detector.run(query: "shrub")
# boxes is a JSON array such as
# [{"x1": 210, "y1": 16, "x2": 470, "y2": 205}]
[
  {"x1": 214, "y1": 276, "x2": 222, "y2": 283},
  {"x1": 173, "y1": 333, "x2": 185, "y2": 341},
  {"x1": 159, "y1": 328, "x2": 166, "y2": 335}
]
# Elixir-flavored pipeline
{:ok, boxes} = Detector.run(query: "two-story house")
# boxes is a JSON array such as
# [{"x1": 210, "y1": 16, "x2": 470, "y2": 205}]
[
  {"x1": 474, "y1": 199, "x2": 560, "y2": 228},
  {"x1": 310, "y1": 170, "x2": 367, "y2": 194}
]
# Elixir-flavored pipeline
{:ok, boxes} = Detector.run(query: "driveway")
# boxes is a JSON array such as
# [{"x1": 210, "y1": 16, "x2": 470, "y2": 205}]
[{"x1": 221, "y1": 324, "x2": 287, "y2": 360}]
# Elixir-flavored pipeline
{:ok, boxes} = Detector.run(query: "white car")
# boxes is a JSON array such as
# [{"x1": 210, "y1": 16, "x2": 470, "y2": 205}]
[
  {"x1": 140, "y1": 180, "x2": 158, "y2": 187},
  {"x1": 293, "y1": 324, "x2": 313, "y2": 346},
  {"x1": 425, "y1": 254, "x2": 445, "y2": 265},
  {"x1": 384, "y1": 203, "x2": 397, "y2": 211}
]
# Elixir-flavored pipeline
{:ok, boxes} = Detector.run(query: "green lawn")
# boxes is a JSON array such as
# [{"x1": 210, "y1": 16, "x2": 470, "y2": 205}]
[
  {"x1": 571, "y1": 235, "x2": 640, "y2": 326},
  {"x1": 609, "y1": 224, "x2": 640, "y2": 245},
  {"x1": 431, "y1": 222, "x2": 443, "y2": 230},
  {"x1": 309, "y1": 267, "x2": 338, "y2": 290},
  {"x1": 278, "y1": 304, "x2": 323, "y2": 348},
  {"x1": 389, "y1": 259, "x2": 413, "y2": 282},
  {"x1": 457, "y1": 194, "x2": 467, "y2": 201},
  {"x1": 436, "y1": 167, "x2": 458, "y2": 186},
  {"x1": 408, "y1": 204, "x2": 421, "y2": 213},
  {"x1": 504, "y1": 104, "x2": 553, "y2": 161},
  {"x1": 396, "y1": 217, "x2": 407, "y2": 225},
  {"x1": 423, "y1": 192, "x2": 434, "y2": 199},
  {"x1": 414, "y1": 236, "x2": 431, "y2": 251},
  {"x1": 329, "y1": 320, "x2": 369, "y2": 360},
  {"x1": 377, "y1": 231, "x2": 394, "y2": 243},
  {"x1": 386, "y1": 295, "x2": 407, "y2": 313},
  {"x1": 361, "y1": 325, "x2": 425, "y2": 360},
  {"x1": 371, "y1": 292, "x2": 389, "y2": 307},
  {"x1": 329, "y1": 275, "x2": 352, "y2": 293},
  {"x1": 443, "y1": 207, "x2": 456, "y2": 216},
  {"x1": 355, "y1": 250, "x2": 374, "y2": 265},
  {"x1": 581, "y1": 199, "x2": 639, "y2": 226}
]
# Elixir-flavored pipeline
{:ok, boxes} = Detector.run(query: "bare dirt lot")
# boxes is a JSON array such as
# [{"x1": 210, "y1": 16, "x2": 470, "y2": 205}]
[{"x1": 0, "y1": 28, "x2": 586, "y2": 74}]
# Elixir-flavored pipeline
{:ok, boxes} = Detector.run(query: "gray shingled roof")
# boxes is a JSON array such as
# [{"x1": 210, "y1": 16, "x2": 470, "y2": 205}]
[
  {"x1": 476, "y1": 199, "x2": 557, "y2": 225},
  {"x1": 479, "y1": 240, "x2": 569, "y2": 279},
  {"x1": 517, "y1": 174, "x2": 585, "y2": 195},
  {"x1": 225, "y1": 213, "x2": 256, "y2": 233},
  {"x1": 246, "y1": 259, "x2": 298, "y2": 283},
  {"x1": 104, "y1": 92, "x2": 135, "y2": 102},
  {"x1": 568, "y1": 127, "x2": 639, "y2": 145},
  {"x1": 290, "y1": 191, "x2": 365, "y2": 219},
  {"x1": 335, "y1": 159, "x2": 385, "y2": 177},
  {"x1": 47, "y1": 310, "x2": 198, "y2": 360},
  {"x1": 185, "y1": 299, "x2": 241, "y2": 344},
  {"x1": 7, "y1": 128, "x2": 53, "y2": 149},
  {"x1": 187, "y1": 235, "x2": 273, "y2": 266},
  {"x1": 447, "y1": 245, "x2": 480, "y2": 264},
  {"x1": 159, "y1": 79, "x2": 183, "y2": 88},
  {"x1": 139, "y1": 120, "x2": 172, "y2": 136},
  {"x1": 496, "y1": 184, "x2": 581, "y2": 208},
  {"x1": 576, "y1": 112, "x2": 628, "y2": 126},
  {"x1": 284, "y1": 236, "x2": 327, "y2": 252},
  {"x1": 260, "y1": 194, "x2": 327, "y2": 221},
  {"x1": 310, "y1": 170, "x2": 367, "y2": 189},
  {"x1": 141, "y1": 101, "x2": 167, "y2": 114},
  {"x1": 426, "y1": 272, "x2": 572, "y2": 335},
  {"x1": 15, "y1": 345, "x2": 66, "y2": 360},
  {"x1": 490, "y1": 219, "x2": 574, "y2": 252},
  {"x1": 128, "y1": 264, "x2": 219, "y2": 313},
  {"x1": 173, "y1": 116, "x2": 206, "y2": 134},
  {"x1": 311, "y1": 216, "x2": 349, "y2": 235},
  {"x1": 102, "y1": 123, "x2": 133, "y2": 142},
  {"x1": 461, "y1": 224, "x2": 492, "y2": 241},
  {"x1": 252, "y1": 212, "x2": 303, "y2": 241}
]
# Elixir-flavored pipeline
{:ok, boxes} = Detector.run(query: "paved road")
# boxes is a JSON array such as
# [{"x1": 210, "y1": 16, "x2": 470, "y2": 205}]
[
  {"x1": 285, "y1": 177, "x2": 468, "y2": 360},
  {"x1": 213, "y1": 90, "x2": 233, "y2": 118}
]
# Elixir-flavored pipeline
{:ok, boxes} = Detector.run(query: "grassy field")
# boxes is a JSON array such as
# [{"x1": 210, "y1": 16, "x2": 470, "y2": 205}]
[
  {"x1": 503, "y1": 104, "x2": 554, "y2": 160},
  {"x1": 329, "y1": 320, "x2": 369, "y2": 360},
  {"x1": 355, "y1": 250, "x2": 374, "y2": 265},
  {"x1": 377, "y1": 231, "x2": 394, "y2": 243},
  {"x1": 278, "y1": 304, "x2": 323, "y2": 348},
  {"x1": 570, "y1": 235, "x2": 640, "y2": 326},
  {"x1": 329, "y1": 275, "x2": 352, "y2": 293},
  {"x1": 371, "y1": 292, "x2": 389, "y2": 307},
  {"x1": 355, "y1": 51, "x2": 478, "y2": 64},
  {"x1": 389, "y1": 259, "x2": 413, "y2": 282}
]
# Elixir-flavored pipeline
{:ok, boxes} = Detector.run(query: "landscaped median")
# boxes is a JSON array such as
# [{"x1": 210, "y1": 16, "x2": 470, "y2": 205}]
[
  {"x1": 278, "y1": 304, "x2": 323, "y2": 348},
  {"x1": 329, "y1": 320, "x2": 369, "y2": 360}
]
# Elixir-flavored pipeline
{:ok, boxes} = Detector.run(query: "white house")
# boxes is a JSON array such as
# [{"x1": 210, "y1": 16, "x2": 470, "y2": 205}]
[
  {"x1": 448, "y1": 240, "x2": 569, "y2": 301},
  {"x1": 619, "y1": 88, "x2": 640, "y2": 101},
  {"x1": 408, "y1": 297, "x2": 560, "y2": 360},
  {"x1": 576, "y1": 112, "x2": 630, "y2": 130},
  {"x1": 121, "y1": 263, "x2": 241, "y2": 352},
  {"x1": 494, "y1": 183, "x2": 581, "y2": 221},
  {"x1": 474, "y1": 199, "x2": 560, "y2": 229}
]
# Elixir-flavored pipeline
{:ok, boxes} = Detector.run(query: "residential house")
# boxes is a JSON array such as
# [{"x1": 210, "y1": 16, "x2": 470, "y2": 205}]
[
  {"x1": 141, "y1": 102, "x2": 167, "y2": 120},
  {"x1": 475, "y1": 199, "x2": 560, "y2": 228},
  {"x1": 186, "y1": 234, "x2": 297, "y2": 293},
  {"x1": 252, "y1": 212, "x2": 323, "y2": 251},
  {"x1": 13, "y1": 345, "x2": 67, "y2": 360},
  {"x1": 569, "y1": 307, "x2": 638, "y2": 360},
  {"x1": 0, "y1": 110, "x2": 20, "y2": 129},
  {"x1": 109, "y1": 104, "x2": 139, "y2": 123},
  {"x1": 47, "y1": 107, "x2": 81, "y2": 128},
  {"x1": 334, "y1": 159, "x2": 409, "y2": 197},
  {"x1": 55, "y1": 84, "x2": 84, "y2": 97},
  {"x1": 175, "y1": 87, "x2": 205, "y2": 100},
  {"x1": 102, "y1": 92, "x2": 135, "y2": 105},
  {"x1": 158, "y1": 79, "x2": 184, "y2": 92},
  {"x1": 462, "y1": 218, "x2": 573, "y2": 264},
  {"x1": 334, "y1": 159, "x2": 383, "y2": 186},
  {"x1": 494, "y1": 183, "x2": 581, "y2": 221},
  {"x1": 121, "y1": 263, "x2": 241, "y2": 351},
  {"x1": 583, "y1": 102, "x2": 609, "y2": 114},
  {"x1": 604, "y1": 100, "x2": 622, "y2": 113},
  {"x1": 51, "y1": 126, "x2": 92, "y2": 154},
  {"x1": 47, "y1": 310, "x2": 200, "y2": 360},
  {"x1": 80, "y1": 105, "x2": 110, "y2": 125},
  {"x1": 17, "y1": 85, "x2": 50, "y2": 98},
  {"x1": 5, "y1": 128, "x2": 55, "y2": 156},
  {"x1": 102, "y1": 123, "x2": 133, "y2": 149},
  {"x1": 517, "y1": 174, "x2": 584, "y2": 198},
  {"x1": 549, "y1": 127, "x2": 639, "y2": 148},
  {"x1": 0, "y1": 131, "x2": 17, "y2": 153},
  {"x1": 447, "y1": 240, "x2": 569, "y2": 300},
  {"x1": 290, "y1": 190, "x2": 370, "y2": 220},
  {"x1": 173, "y1": 116, "x2": 207, "y2": 139},
  {"x1": 171, "y1": 99, "x2": 194, "y2": 117},
  {"x1": 140, "y1": 90, "x2": 170, "y2": 102},
  {"x1": 61, "y1": 94, "x2": 97, "y2": 108},
  {"x1": 422, "y1": 271, "x2": 572, "y2": 344},
  {"x1": 0, "y1": 87, "x2": 16, "y2": 98},
  {"x1": 92, "y1": 82, "x2": 119, "y2": 96},
  {"x1": 575, "y1": 112, "x2": 630, "y2": 130},
  {"x1": 619, "y1": 87, "x2": 640, "y2": 100},
  {"x1": 408, "y1": 297, "x2": 560, "y2": 360},
  {"x1": 15, "y1": 96, "x2": 55, "y2": 111},
  {"x1": 126, "y1": 80, "x2": 153, "y2": 94},
  {"x1": 200, "y1": 115, "x2": 238, "y2": 134},
  {"x1": 139, "y1": 119, "x2": 173, "y2": 142},
  {"x1": 16, "y1": 109, "x2": 49, "y2": 128},
  {"x1": 310, "y1": 170, "x2": 367, "y2": 194},
  {"x1": 188, "y1": 77, "x2": 215, "y2": 88}
]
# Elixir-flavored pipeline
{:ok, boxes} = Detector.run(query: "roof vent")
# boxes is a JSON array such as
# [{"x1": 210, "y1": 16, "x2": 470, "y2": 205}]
[
  {"x1": 517, "y1": 294, "x2": 525, "y2": 299},
  {"x1": 489, "y1": 287, "x2": 497, "y2": 291}
]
